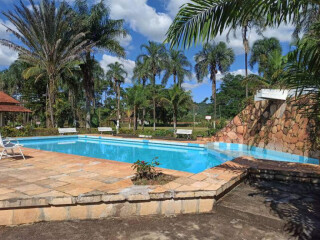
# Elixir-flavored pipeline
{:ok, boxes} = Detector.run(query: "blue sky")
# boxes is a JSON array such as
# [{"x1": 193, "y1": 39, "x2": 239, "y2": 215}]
[{"x1": 0, "y1": 0, "x2": 296, "y2": 102}]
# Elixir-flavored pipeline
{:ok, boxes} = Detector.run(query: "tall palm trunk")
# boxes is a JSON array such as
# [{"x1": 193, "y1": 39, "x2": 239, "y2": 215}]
[
  {"x1": 243, "y1": 25, "x2": 249, "y2": 98},
  {"x1": 173, "y1": 105, "x2": 177, "y2": 132},
  {"x1": 133, "y1": 105, "x2": 137, "y2": 131},
  {"x1": 153, "y1": 97, "x2": 156, "y2": 131},
  {"x1": 152, "y1": 74, "x2": 156, "y2": 131},
  {"x1": 142, "y1": 108, "x2": 145, "y2": 130},
  {"x1": 245, "y1": 51, "x2": 248, "y2": 97},
  {"x1": 173, "y1": 73, "x2": 176, "y2": 85},
  {"x1": 142, "y1": 77, "x2": 146, "y2": 130},
  {"x1": 45, "y1": 83, "x2": 50, "y2": 128},
  {"x1": 210, "y1": 65, "x2": 217, "y2": 129},
  {"x1": 116, "y1": 80, "x2": 121, "y2": 134},
  {"x1": 47, "y1": 74, "x2": 56, "y2": 128},
  {"x1": 81, "y1": 52, "x2": 95, "y2": 129},
  {"x1": 69, "y1": 88, "x2": 76, "y2": 127}
]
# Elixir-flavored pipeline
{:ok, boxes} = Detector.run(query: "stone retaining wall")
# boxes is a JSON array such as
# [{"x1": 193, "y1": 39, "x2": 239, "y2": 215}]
[
  {"x1": 212, "y1": 98, "x2": 320, "y2": 158},
  {"x1": 0, "y1": 198, "x2": 215, "y2": 226}
]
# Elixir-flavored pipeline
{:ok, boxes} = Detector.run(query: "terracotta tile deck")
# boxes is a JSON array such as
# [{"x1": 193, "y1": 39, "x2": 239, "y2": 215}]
[{"x1": 0, "y1": 136, "x2": 319, "y2": 210}]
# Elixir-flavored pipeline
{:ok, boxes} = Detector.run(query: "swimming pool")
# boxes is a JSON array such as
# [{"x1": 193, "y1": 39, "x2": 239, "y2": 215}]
[{"x1": 17, "y1": 136, "x2": 319, "y2": 174}]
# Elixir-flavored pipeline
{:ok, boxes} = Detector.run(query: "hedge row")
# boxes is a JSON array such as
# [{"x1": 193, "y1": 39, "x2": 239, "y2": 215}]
[{"x1": 0, "y1": 126, "x2": 212, "y2": 139}]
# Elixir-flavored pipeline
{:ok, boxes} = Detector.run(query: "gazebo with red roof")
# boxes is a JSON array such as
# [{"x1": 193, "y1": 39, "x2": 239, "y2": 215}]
[{"x1": 0, "y1": 91, "x2": 32, "y2": 127}]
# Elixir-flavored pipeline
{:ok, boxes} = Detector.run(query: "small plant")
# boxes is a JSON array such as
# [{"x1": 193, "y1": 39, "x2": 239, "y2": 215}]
[{"x1": 132, "y1": 157, "x2": 160, "y2": 180}]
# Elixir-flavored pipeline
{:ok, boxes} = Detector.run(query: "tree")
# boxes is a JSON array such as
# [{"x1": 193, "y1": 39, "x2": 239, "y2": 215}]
[
  {"x1": 133, "y1": 59, "x2": 151, "y2": 87},
  {"x1": 133, "y1": 58, "x2": 152, "y2": 129},
  {"x1": 162, "y1": 49, "x2": 192, "y2": 87},
  {"x1": 283, "y1": 20, "x2": 320, "y2": 118},
  {"x1": 106, "y1": 62, "x2": 127, "y2": 133},
  {"x1": 0, "y1": 0, "x2": 88, "y2": 127},
  {"x1": 138, "y1": 41, "x2": 167, "y2": 130},
  {"x1": 214, "y1": 74, "x2": 246, "y2": 119},
  {"x1": 161, "y1": 85, "x2": 192, "y2": 131},
  {"x1": 194, "y1": 42, "x2": 234, "y2": 128},
  {"x1": 74, "y1": 0, "x2": 126, "y2": 128},
  {"x1": 243, "y1": 37, "x2": 285, "y2": 91},
  {"x1": 126, "y1": 85, "x2": 148, "y2": 131},
  {"x1": 249, "y1": 37, "x2": 282, "y2": 77},
  {"x1": 227, "y1": 14, "x2": 265, "y2": 98},
  {"x1": 0, "y1": 60, "x2": 47, "y2": 125},
  {"x1": 165, "y1": 0, "x2": 313, "y2": 49}
]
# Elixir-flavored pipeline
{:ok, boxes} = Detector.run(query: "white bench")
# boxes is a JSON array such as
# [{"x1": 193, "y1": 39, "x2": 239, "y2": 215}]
[
  {"x1": 138, "y1": 135, "x2": 152, "y2": 138},
  {"x1": 176, "y1": 129, "x2": 193, "y2": 139},
  {"x1": 58, "y1": 128, "x2": 77, "y2": 135},
  {"x1": 98, "y1": 127, "x2": 114, "y2": 135}
]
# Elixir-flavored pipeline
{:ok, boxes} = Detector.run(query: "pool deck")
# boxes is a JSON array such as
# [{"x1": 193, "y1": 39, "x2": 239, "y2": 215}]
[{"x1": 0, "y1": 135, "x2": 319, "y2": 225}]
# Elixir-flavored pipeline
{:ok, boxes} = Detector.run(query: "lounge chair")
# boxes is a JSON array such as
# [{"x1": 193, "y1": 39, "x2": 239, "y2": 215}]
[{"x1": 0, "y1": 134, "x2": 25, "y2": 160}]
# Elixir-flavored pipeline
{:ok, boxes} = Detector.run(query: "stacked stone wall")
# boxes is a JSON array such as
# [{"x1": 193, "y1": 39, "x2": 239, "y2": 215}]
[{"x1": 214, "y1": 99, "x2": 320, "y2": 158}]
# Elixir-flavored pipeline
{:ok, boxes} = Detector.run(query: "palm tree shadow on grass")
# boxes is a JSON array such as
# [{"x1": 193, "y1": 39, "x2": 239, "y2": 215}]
[{"x1": 244, "y1": 178, "x2": 320, "y2": 240}]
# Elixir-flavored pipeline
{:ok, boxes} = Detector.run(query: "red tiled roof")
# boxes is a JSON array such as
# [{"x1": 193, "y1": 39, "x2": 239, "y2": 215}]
[
  {"x1": 0, "y1": 105, "x2": 32, "y2": 113},
  {"x1": 0, "y1": 91, "x2": 20, "y2": 104}
]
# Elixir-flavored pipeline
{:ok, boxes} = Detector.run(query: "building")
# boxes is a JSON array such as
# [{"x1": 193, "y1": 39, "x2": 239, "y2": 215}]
[{"x1": 0, "y1": 91, "x2": 32, "y2": 127}]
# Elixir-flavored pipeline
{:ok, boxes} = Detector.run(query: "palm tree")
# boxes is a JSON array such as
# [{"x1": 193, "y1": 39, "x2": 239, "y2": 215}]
[
  {"x1": 165, "y1": 0, "x2": 313, "y2": 48},
  {"x1": 133, "y1": 59, "x2": 152, "y2": 129},
  {"x1": 126, "y1": 85, "x2": 148, "y2": 131},
  {"x1": 106, "y1": 62, "x2": 127, "y2": 133},
  {"x1": 138, "y1": 41, "x2": 166, "y2": 130},
  {"x1": 161, "y1": 85, "x2": 192, "y2": 131},
  {"x1": 133, "y1": 59, "x2": 151, "y2": 87},
  {"x1": 74, "y1": 0, "x2": 126, "y2": 128},
  {"x1": 227, "y1": 14, "x2": 265, "y2": 98},
  {"x1": 194, "y1": 42, "x2": 234, "y2": 129},
  {"x1": 162, "y1": 49, "x2": 192, "y2": 87},
  {"x1": 0, "y1": 0, "x2": 88, "y2": 127},
  {"x1": 249, "y1": 38, "x2": 282, "y2": 76}
]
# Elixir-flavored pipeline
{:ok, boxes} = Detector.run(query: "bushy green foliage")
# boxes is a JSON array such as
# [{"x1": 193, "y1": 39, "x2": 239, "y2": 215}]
[
  {"x1": 0, "y1": 127, "x2": 100, "y2": 138},
  {"x1": 208, "y1": 74, "x2": 247, "y2": 119},
  {"x1": 132, "y1": 157, "x2": 160, "y2": 180},
  {"x1": 119, "y1": 129, "x2": 174, "y2": 137}
]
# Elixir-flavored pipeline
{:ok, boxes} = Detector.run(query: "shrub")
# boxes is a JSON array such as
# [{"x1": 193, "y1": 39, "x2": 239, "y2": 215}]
[
  {"x1": 132, "y1": 157, "x2": 160, "y2": 180},
  {"x1": 0, "y1": 126, "x2": 100, "y2": 138}
]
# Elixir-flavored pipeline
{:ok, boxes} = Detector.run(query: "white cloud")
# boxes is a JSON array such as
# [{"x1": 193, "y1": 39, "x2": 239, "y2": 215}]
[
  {"x1": 166, "y1": 0, "x2": 190, "y2": 18},
  {"x1": 0, "y1": 19, "x2": 18, "y2": 66},
  {"x1": 182, "y1": 72, "x2": 208, "y2": 90},
  {"x1": 216, "y1": 69, "x2": 256, "y2": 81},
  {"x1": 117, "y1": 33, "x2": 132, "y2": 47},
  {"x1": 182, "y1": 78, "x2": 208, "y2": 90},
  {"x1": 213, "y1": 23, "x2": 295, "y2": 55},
  {"x1": 0, "y1": 46, "x2": 18, "y2": 66},
  {"x1": 99, "y1": 54, "x2": 135, "y2": 83},
  {"x1": 230, "y1": 69, "x2": 255, "y2": 76},
  {"x1": 0, "y1": 19, "x2": 16, "y2": 39},
  {"x1": 182, "y1": 68, "x2": 256, "y2": 90},
  {"x1": 109, "y1": 0, "x2": 172, "y2": 42}
]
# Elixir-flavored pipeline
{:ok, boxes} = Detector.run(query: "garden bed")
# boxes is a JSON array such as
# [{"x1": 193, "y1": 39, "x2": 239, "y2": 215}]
[{"x1": 132, "y1": 173, "x2": 177, "y2": 186}]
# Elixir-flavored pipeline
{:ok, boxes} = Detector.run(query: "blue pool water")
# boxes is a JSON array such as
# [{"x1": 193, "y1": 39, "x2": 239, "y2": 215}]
[{"x1": 17, "y1": 136, "x2": 319, "y2": 174}]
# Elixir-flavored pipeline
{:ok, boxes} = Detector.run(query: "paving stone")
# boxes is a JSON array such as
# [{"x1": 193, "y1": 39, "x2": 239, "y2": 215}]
[
  {"x1": 182, "y1": 199, "x2": 198, "y2": 214},
  {"x1": 0, "y1": 209, "x2": 13, "y2": 225},
  {"x1": 89, "y1": 204, "x2": 115, "y2": 219},
  {"x1": 43, "y1": 206, "x2": 68, "y2": 221},
  {"x1": 139, "y1": 201, "x2": 160, "y2": 216},
  {"x1": 69, "y1": 205, "x2": 88, "y2": 220},
  {"x1": 199, "y1": 199, "x2": 215, "y2": 212},
  {"x1": 12, "y1": 208, "x2": 41, "y2": 225}
]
